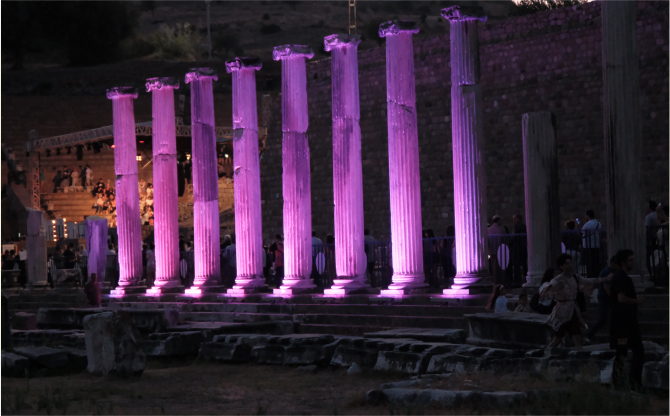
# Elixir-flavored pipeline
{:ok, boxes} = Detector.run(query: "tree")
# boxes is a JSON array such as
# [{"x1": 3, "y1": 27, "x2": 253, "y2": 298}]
[{"x1": 513, "y1": 0, "x2": 585, "y2": 15}]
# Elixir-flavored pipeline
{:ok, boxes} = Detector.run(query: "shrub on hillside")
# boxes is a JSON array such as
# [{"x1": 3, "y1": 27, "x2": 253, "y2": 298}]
[{"x1": 147, "y1": 23, "x2": 199, "y2": 61}]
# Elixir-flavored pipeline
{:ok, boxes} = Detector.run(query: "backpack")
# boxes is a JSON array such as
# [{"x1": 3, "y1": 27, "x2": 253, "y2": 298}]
[{"x1": 530, "y1": 293, "x2": 555, "y2": 315}]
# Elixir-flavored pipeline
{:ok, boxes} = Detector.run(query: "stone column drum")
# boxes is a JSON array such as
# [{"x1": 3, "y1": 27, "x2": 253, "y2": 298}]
[
  {"x1": 26, "y1": 208, "x2": 48, "y2": 288},
  {"x1": 522, "y1": 112, "x2": 561, "y2": 287},
  {"x1": 323, "y1": 34, "x2": 370, "y2": 296},
  {"x1": 184, "y1": 68, "x2": 223, "y2": 295},
  {"x1": 442, "y1": 6, "x2": 490, "y2": 296},
  {"x1": 86, "y1": 217, "x2": 108, "y2": 283},
  {"x1": 225, "y1": 57, "x2": 266, "y2": 295},
  {"x1": 145, "y1": 77, "x2": 184, "y2": 295},
  {"x1": 107, "y1": 87, "x2": 144, "y2": 295},
  {"x1": 273, "y1": 45, "x2": 316, "y2": 296},
  {"x1": 601, "y1": 1, "x2": 644, "y2": 269},
  {"x1": 378, "y1": 21, "x2": 427, "y2": 296}
]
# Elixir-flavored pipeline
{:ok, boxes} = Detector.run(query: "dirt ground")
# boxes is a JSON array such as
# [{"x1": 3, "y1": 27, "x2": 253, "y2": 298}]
[{"x1": 1, "y1": 356, "x2": 668, "y2": 415}]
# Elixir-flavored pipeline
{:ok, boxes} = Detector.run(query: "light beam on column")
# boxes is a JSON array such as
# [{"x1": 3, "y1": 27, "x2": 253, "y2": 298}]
[
  {"x1": 273, "y1": 45, "x2": 317, "y2": 296},
  {"x1": 225, "y1": 57, "x2": 267, "y2": 295}
]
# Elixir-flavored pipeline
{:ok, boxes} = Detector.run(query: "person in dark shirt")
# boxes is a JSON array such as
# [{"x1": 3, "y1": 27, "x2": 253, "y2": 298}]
[
  {"x1": 63, "y1": 243, "x2": 76, "y2": 269},
  {"x1": 585, "y1": 256, "x2": 618, "y2": 342},
  {"x1": 512, "y1": 214, "x2": 527, "y2": 234},
  {"x1": 609, "y1": 249, "x2": 645, "y2": 390}
]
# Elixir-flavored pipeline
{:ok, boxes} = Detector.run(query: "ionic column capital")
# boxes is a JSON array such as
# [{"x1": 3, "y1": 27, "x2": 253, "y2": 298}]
[
  {"x1": 272, "y1": 44, "x2": 314, "y2": 61},
  {"x1": 441, "y1": 5, "x2": 487, "y2": 23},
  {"x1": 225, "y1": 56, "x2": 263, "y2": 73},
  {"x1": 106, "y1": 86, "x2": 138, "y2": 100},
  {"x1": 324, "y1": 34, "x2": 361, "y2": 51},
  {"x1": 185, "y1": 67, "x2": 218, "y2": 84},
  {"x1": 146, "y1": 77, "x2": 180, "y2": 92},
  {"x1": 378, "y1": 20, "x2": 419, "y2": 38}
]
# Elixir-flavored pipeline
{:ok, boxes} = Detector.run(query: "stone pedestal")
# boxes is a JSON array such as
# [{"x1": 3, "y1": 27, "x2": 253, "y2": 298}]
[
  {"x1": 145, "y1": 77, "x2": 184, "y2": 296},
  {"x1": 86, "y1": 217, "x2": 108, "y2": 282},
  {"x1": 106, "y1": 87, "x2": 144, "y2": 296},
  {"x1": 442, "y1": 6, "x2": 490, "y2": 296},
  {"x1": 272, "y1": 45, "x2": 317, "y2": 296},
  {"x1": 377, "y1": 21, "x2": 426, "y2": 296},
  {"x1": 601, "y1": 1, "x2": 645, "y2": 269},
  {"x1": 323, "y1": 34, "x2": 370, "y2": 296},
  {"x1": 26, "y1": 208, "x2": 48, "y2": 288},
  {"x1": 184, "y1": 68, "x2": 224, "y2": 296},
  {"x1": 522, "y1": 112, "x2": 560, "y2": 287},
  {"x1": 225, "y1": 57, "x2": 267, "y2": 295}
]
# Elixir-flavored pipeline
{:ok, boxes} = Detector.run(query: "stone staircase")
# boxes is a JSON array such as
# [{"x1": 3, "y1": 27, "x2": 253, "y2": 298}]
[{"x1": 41, "y1": 192, "x2": 110, "y2": 223}]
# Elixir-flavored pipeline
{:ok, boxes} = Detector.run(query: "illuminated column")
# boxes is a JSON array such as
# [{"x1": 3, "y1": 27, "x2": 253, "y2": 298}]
[
  {"x1": 107, "y1": 87, "x2": 144, "y2": 295},
  {"x1": 522, "y1": 112, "x2": 561, "y2": 287},
  {"x1": 602, "y1": 2, "x2": 644, "y2": 269},
  {"x1": 323, "y1": 34, "x2": 369, "y2": 296},
  {"x1": 26, "y1": 208, "x2": 48, "y2": 288},
  {"x1": 184, "y1": 68, "x2": 223, "y2": 295},
  {"x1": 442, "y1": 6, "x2": 489, "y2": 296},
  {"x1": 273, "y1": 45, "x2": 317, "y2": 296},
  {"x1": 86, "y1": 217, "x2": 108, "y2": 282},
  {"x1": 378, "y1": 21, "x2": 427, "y2": 296},
  {"x1": 145, "y1": 78, "x2": 183, "y2": 296},
  {"x1": 225, "y1": 57, "x2": 266, "y2": 294}
]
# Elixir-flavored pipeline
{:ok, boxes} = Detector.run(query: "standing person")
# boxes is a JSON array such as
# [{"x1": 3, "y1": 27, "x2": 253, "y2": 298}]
[
  {"x1": 84, "y1": 273, "x2": 102, "y2": 307},
  {"x1": 311, "y1": 231, "x2": 323, "y2": 245},
  {"x1": 585, "y1": 256, "x2": 618, "y2": 343},
  {"x1": 146, "y1": 183, "x2": 154, "y2": 199},
  {"x1": 78, "y1": 244, "x2": 89, "y2": 285},
  {"x1": 540, "y1": 254, "x2": 611, "y2": 350},
  {"x1": 146, "y1": 243, "x2": 156, "y2": 287},
  {"x1": 512, "y1": 214, "x2": 527, "y2": 234},
  {"x1": 364, "y1": 228, "x2": 376, "y2": 284},
  {"x1": 609, "y1": 249, "x2": 645, "y2": 390},
  {"x1": 511, "y1": 214, "x2": 528, "y2": 283},
  {"x1": 60, "y1": 166, "x2": 71, "y2": 188},
  {"x1": 562, "y1": 220, "x2": 581, "y2": 268},
  {"x1": 273, "y1": 236, "x2": 284, "y2": 288},
  {"x1": 488, "y1": 216, "x2": 507, "y2": 285},
  {"x1": 184, "y1": 159, "x2": 192, "y2": 185},
  {"x1": 221, "y1": 235, "x2": 232, "y2": 250},
  {"x1": 324, "y1": 234, "x2": 336, "y2": 287},
  {"x1": 84, "y1": 165, "x2": 93, "y2": 187},
  {"x1": 486, "y1": 284, "x2": 508, "y2": 313},
  {"x1": 63, "y1": 244, "x2": 76, "y2": 269},
  {"x1": 138, "y1": 179, "x2": 147, "y2": 198},
  {"x1": 531, "y1": 268, "x2": 558, "y2": 314},
  {"x1": 581, "y1": 209, "x2": 602, "y2": 277},
  {"x1": 645, "y1": 200, "x2": 660, "y2": 279},
  {"x1": 423, "y1": 229, "x2": 439, "y2": 288},
  {"x1": 70, "y1": 167, "x2": 80, "y2": 187},
  {"x1": 141, "y1": 243, "x2": 148, "y2": 282}
]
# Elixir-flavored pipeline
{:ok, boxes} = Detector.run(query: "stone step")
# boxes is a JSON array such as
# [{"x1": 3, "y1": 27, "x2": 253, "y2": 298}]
[
  {"x1": 178, "y1": 312, "x2": 293, "y2": 324},
  {"x1": 299, "y1": 313, "x2": 468, "y2": 330},
  {"x1": 298, "y1": 323, "x2": 392, "y2": 337}
]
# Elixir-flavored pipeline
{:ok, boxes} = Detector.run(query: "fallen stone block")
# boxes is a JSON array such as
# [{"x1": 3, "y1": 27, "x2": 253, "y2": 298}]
[
  {"x1": 199, "y1": 341, "x2": 252, "y2": 362},
  {"x1": 382, "y1": 388, "x2": 479, "y2": 409},
  {"x1": 143, "y1": 331, "x2": 210, "y2": 356},
  {"x1": 57, "y1": 347, "x2": 88, "y2": 371},
  {"x1": 1, "y1": 351, "x2": 30, "y2": 377},
  {"x1": 251, "y1": 344, "x2": 286, "y2": 364},
  {"x1": 14, "y1": 346, "x2": 69, "y2": 369},
  {"x1": 330, "y1": 345, "x2": 380, "y2": 368},
  {"x1": 380, "y1": 379, "x2": 429, "y2": 390},
  {"x1": 364, "y1": 328, "x2": 466, "y2": 344},
  {"x1": 425, "y1": 353, "x2": 473, "y2": 374},
  {"x1": 464, "y1": 312, "x2": 554, "y2": 349},
  {"x1": 642, "y1": 354, "x2": 669, "y2": 390},
  {"x1": 11, "y1": 312, "x2": 37, "y2": 330},
  {"x1": 83, "y1": 311, "x2": 146, "y2": 377}
]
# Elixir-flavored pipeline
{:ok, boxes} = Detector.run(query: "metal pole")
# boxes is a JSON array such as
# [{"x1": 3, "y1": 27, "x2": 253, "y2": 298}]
[{"x1": 206, "y1": 0, "x2": 212, "y2": 61}]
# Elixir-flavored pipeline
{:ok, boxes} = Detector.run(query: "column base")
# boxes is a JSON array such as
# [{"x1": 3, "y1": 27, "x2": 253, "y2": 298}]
[
  {"x1": 522, "y1": 273, "x2": 543, "y2": 288},
  {"x1": 110, "y1": 286, "x2": 147, "y2": 297},
  {"x1": 145, "y1": 285, "x2": 185, "y2": 296},
  {"x1": 273, "y1": 279, "x2": 318, "y2": 296},
  {"x1": 183, "y1": 285, "x2": 228, "y2": 297},
  {"x1": 323, "y1": 279, "x2": 372, "y2": 296},
  {"x1": 227, "y1": 277, "x2": 267, "y2": 295}
]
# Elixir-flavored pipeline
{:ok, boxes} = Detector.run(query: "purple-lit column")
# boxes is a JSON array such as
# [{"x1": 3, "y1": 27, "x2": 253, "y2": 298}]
[
  {"x1": 107, "y1": 87, "x2": 144, "y2": 295},
  {"x1": 184, "y1": 68, "x2": 223, "y2": 295},
  {"x1": 26, "y1": 208, "x2": 48, "y2": 289},
  {"x1": 522, "y1": 112, "x2": 561, "y2": 287},
  {"x1": 602, "y1": 1, "x2": 644, "y2": 271},
  {"x1": 225, "y1": 57, "x2": 266, "y2": 294},
  {"x1": 86, "y1": 217, "x2": 108, "y2": 283},
  {"x1": 378, "y1": 21, "x2": 427, "y2": 296},
  {"x1": 442, "y1": 6, "x2": 490, "y2": 296},
  {"x1": 322, "y1": 34, "x2": 369, "y2": 296},
  {"x1": 145, "y1": 78, "x2": 183, "y2": 296},
  {"x1": 273, "y1": 45, "x2": 317, "y2": 296}
]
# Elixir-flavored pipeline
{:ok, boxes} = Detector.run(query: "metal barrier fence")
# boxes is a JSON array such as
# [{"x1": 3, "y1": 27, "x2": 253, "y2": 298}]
[
  {"x1": 560, "y1": 229, "x2": 608, "y2": 278},
  {"x1": 487, "y1": 233, "x2": 528, "y2": 288},
  {"x1": 177, "y1": 250, "x2": 238, "y2": 288},
  {"x1": 646, "y1": 225, "x2": 668, "y2": 283}
]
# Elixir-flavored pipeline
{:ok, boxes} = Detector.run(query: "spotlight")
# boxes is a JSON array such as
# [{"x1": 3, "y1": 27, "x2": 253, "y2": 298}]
[
  {"x1": 136, "y1": 153, "x2": 142, "y2": 162},
  {"x1": 110, "y1": 145, "x2": 115, "y2": 149},
  {"x1": 139, "y1": 140, "x2": 144, "y2": 144},
  {"x1": 224, "y1": 154, "x2": 229, "y2": 158}
]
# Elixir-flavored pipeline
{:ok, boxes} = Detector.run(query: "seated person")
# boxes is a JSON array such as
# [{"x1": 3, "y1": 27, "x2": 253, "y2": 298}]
[
  {"x1": 141, "y1": 208, "x2": 152, "y2": 225},
  {"x1": 93, "y1": 193, "x2": 106, "y2": 214},
  {"x1": 514, "y1": 292, "x2": 532, "y2": 312}
]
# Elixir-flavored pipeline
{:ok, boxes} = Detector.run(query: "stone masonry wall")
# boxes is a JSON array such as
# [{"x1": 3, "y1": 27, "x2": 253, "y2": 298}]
[{"x1": 260, "y1": 1, "x2": 668, "y2": 241}]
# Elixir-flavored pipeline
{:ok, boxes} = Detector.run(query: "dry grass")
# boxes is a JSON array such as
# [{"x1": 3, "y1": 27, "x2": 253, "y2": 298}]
[{"x1": 1, "y1": 357, "x2": 668, "y2": 415}]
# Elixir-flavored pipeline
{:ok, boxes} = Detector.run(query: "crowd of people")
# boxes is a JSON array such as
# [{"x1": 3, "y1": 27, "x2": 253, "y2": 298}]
[
  {"x1": 486, "y1": 249, "x2": 647, "y2": 391},
  {"x1": 46, "y1": 165, "x2": 95, "y2": 194}
]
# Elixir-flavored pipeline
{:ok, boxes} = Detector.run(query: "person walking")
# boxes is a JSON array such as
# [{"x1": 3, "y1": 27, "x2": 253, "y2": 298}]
[
  {"x1": 581, "y1": 209, "x2": 602, "y2": 277},
  {"x1": 146, "y1": 243, "x2": 156, "y2": 287},
  {"x1": 609, "y1": 249, "x2": 645, "y2": 390},
  {"x1": 273, "y1": 236, "x2": 284, "y2": 288},
  {"x1": 585, "y1": 256, "x2": 618, "y2": 343},
  {"x1": 540, "y1": 254, "x2": 611, "y2": 350}
]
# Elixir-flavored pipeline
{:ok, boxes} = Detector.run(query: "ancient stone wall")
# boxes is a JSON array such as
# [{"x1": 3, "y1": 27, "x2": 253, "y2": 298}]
[{"x1": 260, "y1": 1, "x2": 668, "y2": 241}]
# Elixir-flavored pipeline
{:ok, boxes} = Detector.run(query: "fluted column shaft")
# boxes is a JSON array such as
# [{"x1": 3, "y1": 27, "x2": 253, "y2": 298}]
[
  {"x1": 602, "y1": 1, "x2": 644, "y2": 269},
  {"x1": 86, "y1": 217, "x2": 108, "y2": 282},
  {"x1": 185, "y1": 69, "x2": 222, "y2": 293},
  {"x1": 226, "y1": 58, "x2": 266, "y2": 294},
  {"x1": 273, "y1": 45, "x2": 316, "y2": 295},
  {"x1": 26, "y1": 208, "x2": 48, "y2": 287},
  {"x1": 146, "y1": 78, "x2": 182, "y2": 294},
  {"x1": 378, "y1": 21, "x2": 426, "y2": 296},
  {"x1": 107, "y1": 87, "x2": 143, "y2": 291},
  {"x1": 322, "y1": 34, "x2": 369, "y2": 295},
  {"x1": 522, "y1": 112, "x2": 561, "y2": 287},
  {"x1": 443, "y1": 6, "x2": 489, "y2": 293}
]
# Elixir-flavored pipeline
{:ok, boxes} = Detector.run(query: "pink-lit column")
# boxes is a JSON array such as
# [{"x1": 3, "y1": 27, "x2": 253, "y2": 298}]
[
  {"x1": 442, "y1": 6, "x2": 490, "y2": 296},
  {"x1": 378, "y1": 21, "x2": 427, "y2": 296},
  {"x1": 184, "y1": 68, "x2": 223, "y2": 295},
  {"x1": 145, "y1": 77, "x2": 184, "y2": 296},
  {"x1": 522, "y1": 112, "x2": 561, "y2": 287},
  {"x1": 107, "y1": 87, "x2": 144, "y2": 295},
  {"x1": 273, "y1": 45, "x2": 317, "y2": 296},
  {"x1": 322, "y1": 34, "x2": 369, "y2": 296},
  {"x1": 86, "y1": 217, "x2": 108, "y2": 283},
  {"x1": 225, "y1": 57, "x2": 266, "y2": 294}
]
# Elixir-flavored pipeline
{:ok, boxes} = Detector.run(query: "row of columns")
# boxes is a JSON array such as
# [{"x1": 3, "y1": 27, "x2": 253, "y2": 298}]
[{"x1": 85, "y1": 2, "x2": 642, "y2": 296}]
